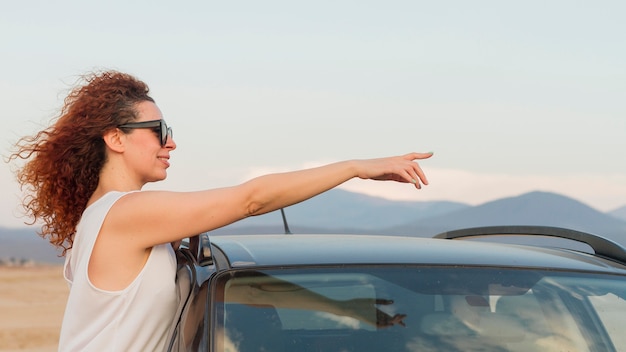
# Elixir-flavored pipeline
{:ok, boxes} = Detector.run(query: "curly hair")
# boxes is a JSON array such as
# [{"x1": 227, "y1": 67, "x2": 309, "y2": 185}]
[{"x1": 9, "y1": 70, "x2": 154, "y2": 255}]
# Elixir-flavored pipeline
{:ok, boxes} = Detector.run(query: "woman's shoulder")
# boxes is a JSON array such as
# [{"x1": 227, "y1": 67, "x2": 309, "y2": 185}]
[{"x1": 85, "y1": 190, "x2": 138, "y2": 213}]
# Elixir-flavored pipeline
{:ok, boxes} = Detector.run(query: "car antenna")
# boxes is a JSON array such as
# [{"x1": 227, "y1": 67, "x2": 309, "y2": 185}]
[{"x1": 280, "y1": 208, "x2": 292, "y2": 234}]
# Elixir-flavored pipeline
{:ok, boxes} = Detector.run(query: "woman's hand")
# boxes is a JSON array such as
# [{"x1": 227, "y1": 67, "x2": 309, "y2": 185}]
[{"x1": 356, "y1": 152, "x2": 433, "y2": 189}]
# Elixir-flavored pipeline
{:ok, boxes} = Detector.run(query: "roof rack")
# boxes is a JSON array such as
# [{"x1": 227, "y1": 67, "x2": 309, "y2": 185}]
[{"x1": 434, "y1": 225, "x2": 626, "y2": 264}]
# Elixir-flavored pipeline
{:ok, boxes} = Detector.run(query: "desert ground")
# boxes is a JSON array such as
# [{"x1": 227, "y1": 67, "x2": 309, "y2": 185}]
[{"x1": 0, "y1": 265, "x2": 67, "y2": 352}]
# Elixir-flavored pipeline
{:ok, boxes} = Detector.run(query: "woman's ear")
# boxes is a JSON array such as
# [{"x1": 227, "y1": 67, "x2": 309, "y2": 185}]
[{"x1": 103, "y1": 128, "x2": 125, "y2": 153}]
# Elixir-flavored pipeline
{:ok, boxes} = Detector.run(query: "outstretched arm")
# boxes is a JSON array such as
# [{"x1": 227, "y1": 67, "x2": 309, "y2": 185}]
[
  {"x1": 241, "y1": 152, "x2": 433, "y2": 217},
  {"x1": 104, "y1": 152, "x2": 433, "y2": 248}
]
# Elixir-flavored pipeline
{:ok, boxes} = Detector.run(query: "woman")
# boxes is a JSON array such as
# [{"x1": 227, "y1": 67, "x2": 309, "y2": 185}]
[{"x1": 10, "y1": 70, "x2": 432, "y2": 351}]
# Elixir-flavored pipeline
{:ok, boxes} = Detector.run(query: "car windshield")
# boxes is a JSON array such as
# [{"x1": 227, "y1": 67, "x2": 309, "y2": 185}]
[{"x1": 212, "y1": 266, "x2": 626, "y2": 352}]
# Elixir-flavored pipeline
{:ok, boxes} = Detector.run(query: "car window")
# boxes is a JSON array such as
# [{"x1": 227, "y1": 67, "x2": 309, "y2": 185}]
[{"x1": 212, "y1": 267, "x2": 626, "y2": 352}]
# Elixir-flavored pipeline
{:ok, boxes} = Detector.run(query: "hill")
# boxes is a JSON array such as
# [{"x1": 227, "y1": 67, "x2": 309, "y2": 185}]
[
  {"x1": 0, "y1": 227, "x2": 64, "y2": 264},
  {"x1": 610, "y1": 205, "x2": 626, "y2": 222},
  {"x1": 386, "y1": 191, "x2": 626, "y2": 243}
]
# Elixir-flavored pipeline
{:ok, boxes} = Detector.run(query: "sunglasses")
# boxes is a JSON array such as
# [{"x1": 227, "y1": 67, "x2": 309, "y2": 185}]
[{"x1": 118, "y1": 119, "x2": 173, "y2": 146}]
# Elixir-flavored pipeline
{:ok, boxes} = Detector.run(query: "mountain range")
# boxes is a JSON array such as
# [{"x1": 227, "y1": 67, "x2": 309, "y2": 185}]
[{"x1": 2, "y1": 190, "x2": 625, "y2": 264}]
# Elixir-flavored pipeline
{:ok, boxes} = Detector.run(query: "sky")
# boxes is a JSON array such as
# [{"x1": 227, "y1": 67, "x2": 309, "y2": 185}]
[{"x1": 1, "y1": 1, "x2": 625, "y2": 228}]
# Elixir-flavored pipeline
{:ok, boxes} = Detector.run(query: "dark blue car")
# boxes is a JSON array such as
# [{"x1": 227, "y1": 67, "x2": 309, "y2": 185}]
[{"x1": 167, "y1": 226, "x2": 626, "y2": 352}]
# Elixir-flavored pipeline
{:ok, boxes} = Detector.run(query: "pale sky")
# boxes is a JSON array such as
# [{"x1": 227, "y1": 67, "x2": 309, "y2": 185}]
[{"x1": 2, "y1": 1, "x2": 625, "y2": 228}]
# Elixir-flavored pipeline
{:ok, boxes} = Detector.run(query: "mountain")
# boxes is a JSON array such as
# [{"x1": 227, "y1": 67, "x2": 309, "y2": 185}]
[
  {"x1": 386, "y1": 191, "x2": 626, "y2": 244},
  {"x1": 0, "y1": 227, "x2": 64, "y2": 264},
  {"x1": 2, "y1": 190, "x2": 625, "y2": 263},
  {"x1": 610, "y1": 205, "x2": 626, "y2": 222}
]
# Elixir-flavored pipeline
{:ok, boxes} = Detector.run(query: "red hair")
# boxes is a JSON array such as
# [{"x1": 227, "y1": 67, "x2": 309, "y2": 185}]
[{"x1": 9, "y1": 71, "x2": 154, "y2": 254}]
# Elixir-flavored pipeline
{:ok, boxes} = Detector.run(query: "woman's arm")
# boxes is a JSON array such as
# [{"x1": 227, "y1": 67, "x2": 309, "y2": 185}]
[
  {"x1": 106, "y1": 152, "x2": 432, "y2": 248},
  {"x1": 238, "y1": 152, "x2": 432, "y2": 217}
]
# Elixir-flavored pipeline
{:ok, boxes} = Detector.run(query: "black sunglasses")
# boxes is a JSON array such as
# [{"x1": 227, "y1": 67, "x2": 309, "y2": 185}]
[{"x1": 118, "y1": 119, "x2": 173, "y2": 146}]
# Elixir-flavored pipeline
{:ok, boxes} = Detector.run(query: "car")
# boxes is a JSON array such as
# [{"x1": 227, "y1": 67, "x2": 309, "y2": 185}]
[{"x1": 166, "y1": 225, "x2": 626, "y2": 352}]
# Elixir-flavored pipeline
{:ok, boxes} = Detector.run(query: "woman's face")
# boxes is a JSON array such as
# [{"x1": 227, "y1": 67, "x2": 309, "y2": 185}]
[{"x1": 124, "y1": 101, "x2": 176, "y2": 184}]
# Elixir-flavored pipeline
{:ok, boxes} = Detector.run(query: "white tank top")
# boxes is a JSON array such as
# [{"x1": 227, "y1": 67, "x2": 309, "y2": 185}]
[{"x1": 58, "y1": 191, "x2": 178, "y2": 352}]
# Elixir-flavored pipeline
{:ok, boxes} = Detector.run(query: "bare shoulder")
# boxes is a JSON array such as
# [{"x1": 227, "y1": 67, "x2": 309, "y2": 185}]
[{"x1": 103, "y1": 187, "x2": 248, "y2": 248}]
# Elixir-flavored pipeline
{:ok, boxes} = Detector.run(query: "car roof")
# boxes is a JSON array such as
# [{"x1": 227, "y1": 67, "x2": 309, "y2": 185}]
[{"x1": 207, "y1": 233, "x2": 626, "y2": 274}]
